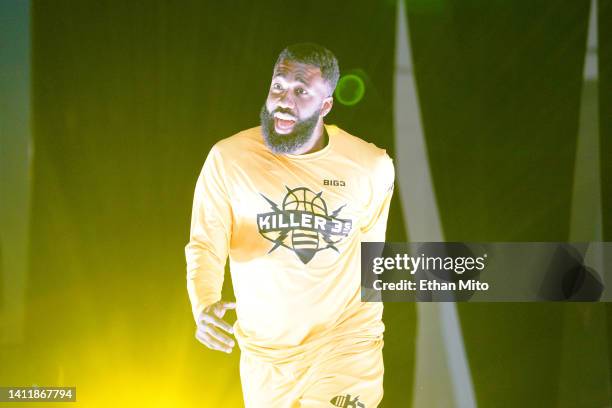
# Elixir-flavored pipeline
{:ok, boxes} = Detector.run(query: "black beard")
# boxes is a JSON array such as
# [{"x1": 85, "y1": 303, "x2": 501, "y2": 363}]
[{"x1": 260, "y1": 104, "x2": 320, "y2": 154}]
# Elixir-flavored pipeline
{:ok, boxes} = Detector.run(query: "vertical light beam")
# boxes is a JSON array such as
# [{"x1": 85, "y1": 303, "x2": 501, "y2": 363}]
[{"x1": 394, "y1": 1, "x2": 477, "y2": 406}]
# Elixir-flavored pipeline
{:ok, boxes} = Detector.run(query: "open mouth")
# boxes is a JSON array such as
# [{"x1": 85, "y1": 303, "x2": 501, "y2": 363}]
[{"x1": 273, "y1": 113, "x2": 296, "y2": 133}]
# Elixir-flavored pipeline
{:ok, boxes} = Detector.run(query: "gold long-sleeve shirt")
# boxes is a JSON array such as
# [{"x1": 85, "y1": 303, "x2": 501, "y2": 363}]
[{"x1": 186, "y1": 124, "x2": 394, "y2": 365}]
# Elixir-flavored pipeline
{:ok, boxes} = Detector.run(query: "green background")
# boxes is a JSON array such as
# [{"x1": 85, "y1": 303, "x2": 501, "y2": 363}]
[{"x1": 1, "y1": 0, "x2": 611, "y2": 406}]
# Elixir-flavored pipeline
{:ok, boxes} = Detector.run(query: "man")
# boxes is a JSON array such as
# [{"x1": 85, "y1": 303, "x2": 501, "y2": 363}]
[{"x1": 186, "y1": 43, "x2": 395, "y2": 408}]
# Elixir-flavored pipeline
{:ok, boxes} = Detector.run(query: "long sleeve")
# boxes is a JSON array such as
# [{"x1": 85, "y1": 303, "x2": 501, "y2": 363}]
[
  {"x1": 185, "y1": 145, "x2": 233, "y2": 323},
  {"x1": 361, "y1": 153, "x2": 395, "y2": 242}
]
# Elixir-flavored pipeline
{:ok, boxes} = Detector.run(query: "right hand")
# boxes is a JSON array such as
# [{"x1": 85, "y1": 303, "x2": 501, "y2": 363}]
[{"x1": 195, "y1": 300, "x2": 237, "y2": 354}]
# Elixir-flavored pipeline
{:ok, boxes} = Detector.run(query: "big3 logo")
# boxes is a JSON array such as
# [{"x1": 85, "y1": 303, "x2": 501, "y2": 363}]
[{"x1": 257, "y1": 186, "x2": 352, "y2": 264}]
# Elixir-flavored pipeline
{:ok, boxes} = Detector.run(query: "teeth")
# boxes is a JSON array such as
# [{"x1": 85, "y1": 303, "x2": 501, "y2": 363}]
[
  {"x1": 276, "y1": 118, "x2": 295, "y2": 129},
  {"x1": 274, "y1": 113, "x2": 296, "y2": 121}
]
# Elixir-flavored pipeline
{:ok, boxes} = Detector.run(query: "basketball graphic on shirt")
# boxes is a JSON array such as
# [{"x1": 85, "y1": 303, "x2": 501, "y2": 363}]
[
  {"x1": 256, "y1": 186, "x2": 353, "y2": 264},
  {"x1": 282, "y1": 188, "x2": 328, "y2": 264}
]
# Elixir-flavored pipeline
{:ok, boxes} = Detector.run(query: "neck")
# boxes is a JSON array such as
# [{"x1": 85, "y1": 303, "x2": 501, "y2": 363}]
[{"x1": 295, "y1": 120, "x2": 327, "y2": 155}]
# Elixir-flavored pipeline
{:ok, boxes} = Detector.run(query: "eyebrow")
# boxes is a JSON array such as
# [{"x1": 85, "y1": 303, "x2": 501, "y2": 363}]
[{"x1": 273, "y1": 72, "x2": 310, "y2": 86}]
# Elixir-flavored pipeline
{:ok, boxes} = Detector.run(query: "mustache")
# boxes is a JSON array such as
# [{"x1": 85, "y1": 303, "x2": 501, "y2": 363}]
[{"x1": 271, "y1": 107, "x2": 296, "y2": 117}]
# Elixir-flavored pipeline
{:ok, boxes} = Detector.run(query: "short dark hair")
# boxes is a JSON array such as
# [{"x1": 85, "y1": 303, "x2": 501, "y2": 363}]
[{"x1": 275, "y1": 43, "x2": 340, "y2": 94}]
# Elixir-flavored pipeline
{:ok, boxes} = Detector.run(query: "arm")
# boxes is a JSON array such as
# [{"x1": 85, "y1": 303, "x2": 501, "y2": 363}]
[
  {"x1": 185, "y1": 145, "x2": 236, "y2": 352},
  {"x1": 360, "y1": 154, "x2": 394, "y2": 301},
  {"x1": 361, "y1": 153, "x2": 395, "y2": 242}
]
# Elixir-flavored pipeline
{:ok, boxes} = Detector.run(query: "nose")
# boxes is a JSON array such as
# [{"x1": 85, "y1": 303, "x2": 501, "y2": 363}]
[{"x1": 276, "y1": 90, "x2": 295, "y2": 111}]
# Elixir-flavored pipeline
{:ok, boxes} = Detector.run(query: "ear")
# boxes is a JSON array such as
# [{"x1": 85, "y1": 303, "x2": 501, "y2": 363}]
[{"x1": 320, "y1": 96, "x2": 334, "y2": 118}]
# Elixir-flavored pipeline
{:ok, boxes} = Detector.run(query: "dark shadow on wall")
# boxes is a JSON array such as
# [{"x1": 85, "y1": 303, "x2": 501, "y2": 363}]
[{"x1": 404, "y1": 0, "x2": 610, "y2": 406}]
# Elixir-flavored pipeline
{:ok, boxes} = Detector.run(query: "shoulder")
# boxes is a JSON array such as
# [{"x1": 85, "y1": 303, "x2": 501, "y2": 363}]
[
  {"x1": 212, "y1": 126, "x2": 265, "y2": 156},
  {"x1": 329, "y1": 125, "x2": 394, "y2": 178},
  {"x1": 202, "y1": 125, "x2": 267, "y2": 170}
]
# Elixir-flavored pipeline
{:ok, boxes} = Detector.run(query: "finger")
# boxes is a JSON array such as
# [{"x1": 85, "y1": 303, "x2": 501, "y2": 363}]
[
  {"x1": 220, "y1": 301, "x2": 236, "y2": 310},
  {"x1": 213, "y1": 301, "x2": 236, "y2": 318},
  {"x1": 201, "y1": 314, "x2": 234, "y2": 334},
  {"x1": 195, "y1": 329, "x2": 227, "y2": 352},
  {"x1": 196, "y1": 330, "x2": 233, "y2": 353},
  {"x1": 205, "y1": 325, "x2": 235, "y2": 348},
  {"x1": 195, "y1": 329, "x2": 222, "y2": 350}
]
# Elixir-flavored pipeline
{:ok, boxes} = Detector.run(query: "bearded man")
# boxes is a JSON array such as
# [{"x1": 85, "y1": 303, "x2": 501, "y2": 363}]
[{"x1": 186, "y1": 42, "x2": 394, "y2": 408}]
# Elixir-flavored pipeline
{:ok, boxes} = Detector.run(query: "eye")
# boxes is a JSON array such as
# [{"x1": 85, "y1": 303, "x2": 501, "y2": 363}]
[
  {"x1": 296, "y1": 87, "x2": 308, "y2": 95},
  {"x1": 272, "y1": 83, "x2": 283, "y2": 91}
]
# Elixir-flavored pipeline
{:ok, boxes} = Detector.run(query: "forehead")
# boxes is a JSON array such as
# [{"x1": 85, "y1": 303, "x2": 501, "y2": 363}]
[{"x1": 273, "y1": 59, "x2": 324, "y2": 84}]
